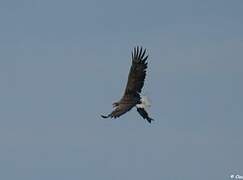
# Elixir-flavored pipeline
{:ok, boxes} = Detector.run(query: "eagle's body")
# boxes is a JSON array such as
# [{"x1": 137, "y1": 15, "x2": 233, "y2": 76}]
[{"x1": 101, "y1": 46, "x2": 154, "y2": 123}]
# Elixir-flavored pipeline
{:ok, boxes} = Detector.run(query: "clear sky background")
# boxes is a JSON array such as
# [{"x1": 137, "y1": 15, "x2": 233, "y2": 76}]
[{"x1": 0, "y1": 0, "x2": 243, "y2": 179}]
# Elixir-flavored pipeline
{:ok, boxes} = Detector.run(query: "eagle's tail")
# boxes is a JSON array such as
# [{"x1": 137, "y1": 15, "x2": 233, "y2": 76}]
[
  {"x1": 137, "y1": 95, "x2": 151, "y2": 110},
  {"x1": 136, "y1": 95, "x2": 153, "y2": 123}
]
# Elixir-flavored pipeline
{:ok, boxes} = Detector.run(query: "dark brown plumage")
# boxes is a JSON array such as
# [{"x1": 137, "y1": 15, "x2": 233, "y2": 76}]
[{"x1": 101, "y1": 46, "x2": 153, "y2": 123}]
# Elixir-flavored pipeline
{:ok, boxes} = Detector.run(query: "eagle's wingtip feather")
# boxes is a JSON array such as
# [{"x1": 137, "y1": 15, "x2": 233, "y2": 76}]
[{"x1": 101, "y1": 114, "x2": 109, "y2": 118}]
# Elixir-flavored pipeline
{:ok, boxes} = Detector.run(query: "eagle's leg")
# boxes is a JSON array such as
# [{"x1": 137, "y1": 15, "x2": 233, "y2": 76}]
[{"x1": 136, "y1": 107, "x2": 154, "y2": 123}]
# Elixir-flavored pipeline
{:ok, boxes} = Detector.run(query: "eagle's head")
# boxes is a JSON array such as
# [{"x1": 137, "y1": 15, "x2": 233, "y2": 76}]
[{"x1": 112, "y1": 102, "x2": 119, "y2": 108}]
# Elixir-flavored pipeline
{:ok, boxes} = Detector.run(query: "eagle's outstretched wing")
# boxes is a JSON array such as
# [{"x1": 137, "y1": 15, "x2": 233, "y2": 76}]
[
  {"x1": 123, "y1": 46, "x2": 148, "y2": 96},
  {"x1": 101, "y1": 103, "x2": 134, "y2": 119},
  {"x1": 101, "y1": 46, "x2": 153, "y2": 122},
  {"x1": 136, "y1": 107, "x2": 154, "y2": 123}
]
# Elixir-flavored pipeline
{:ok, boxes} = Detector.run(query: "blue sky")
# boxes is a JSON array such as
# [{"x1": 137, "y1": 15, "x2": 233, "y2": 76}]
[{"x1": 0, "y1": 0, "x2": 243, "y2": 179}]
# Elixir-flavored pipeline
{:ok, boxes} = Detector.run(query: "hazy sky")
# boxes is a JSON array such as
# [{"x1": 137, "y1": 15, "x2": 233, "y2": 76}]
[{"x1": 0, "y1": 0, "x2": 243, "y2": 179}]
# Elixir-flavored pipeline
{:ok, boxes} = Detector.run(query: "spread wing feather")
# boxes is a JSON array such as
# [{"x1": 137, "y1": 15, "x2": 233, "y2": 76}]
[
  {"x1": 124, "y1": 46, "x2": 148, "y2": 96},
  {"x1": 101, "y1": 103, "x2": 134, "y2": 119}
]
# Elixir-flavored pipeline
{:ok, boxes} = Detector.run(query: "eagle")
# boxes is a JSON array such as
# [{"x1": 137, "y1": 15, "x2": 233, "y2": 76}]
[{"x1": 101, "y1": 46, "x2": 154, "y2": 123}]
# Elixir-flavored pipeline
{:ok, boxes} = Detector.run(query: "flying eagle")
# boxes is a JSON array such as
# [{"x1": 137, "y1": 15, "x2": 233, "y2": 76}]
[{"x1": 101, "y1": 46, "x2": 154, "y2": 123}]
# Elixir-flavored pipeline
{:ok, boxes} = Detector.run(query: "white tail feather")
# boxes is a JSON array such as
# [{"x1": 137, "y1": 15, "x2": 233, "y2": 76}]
[{"x1": 136, "y1": 95, "x2": 151, "y2": 110}]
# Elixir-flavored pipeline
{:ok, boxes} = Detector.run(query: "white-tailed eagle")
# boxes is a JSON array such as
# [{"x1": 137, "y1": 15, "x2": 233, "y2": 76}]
[{"x1": 101, "y1": 46, "x2": 154, "y2": 123}]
